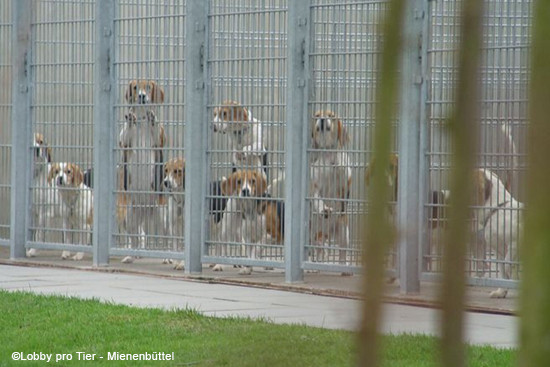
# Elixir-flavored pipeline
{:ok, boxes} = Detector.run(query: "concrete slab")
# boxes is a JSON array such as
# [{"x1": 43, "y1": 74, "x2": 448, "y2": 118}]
[{"x1": 0, "y1": 264, "x2": 517, "y2": 348}]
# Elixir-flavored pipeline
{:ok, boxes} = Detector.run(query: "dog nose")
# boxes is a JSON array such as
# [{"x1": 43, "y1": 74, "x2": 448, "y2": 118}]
[
  {"x1": 56, "y1": 176, "x2": 63, "y2": 186},
  {"x1": 319, "y1": 118, "x2": 326, "y2": 131},
  {"x1": 138, "y1": 93, "x2": 147, "y2": 104},
  {"x1": 163, "y1": 179, "x2": 171, "y2": 189},
  {"x1": 241, "y1": 188, "x2": 250, "y2": 197},
  {"x1": 34, "y1": 147, "x2": 40, "y2": 158}
]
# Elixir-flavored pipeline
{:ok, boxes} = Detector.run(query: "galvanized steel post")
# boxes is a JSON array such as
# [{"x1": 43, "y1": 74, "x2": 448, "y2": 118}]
[
  {"x1": 10, "y1": 0, "x2": 33, "y2": 259},
  {"x1": 93, "y1": 0, "x2": 115, "y2": 266},
  {"x1": 285, "y1": 0, "x2": 310, "y2": 283},
  {"x1": 397, "y1": 0, "x2": 429, "y2": 293},
  {"x1": 184, "y1": 0, "x2": 209, "y2": 273}
]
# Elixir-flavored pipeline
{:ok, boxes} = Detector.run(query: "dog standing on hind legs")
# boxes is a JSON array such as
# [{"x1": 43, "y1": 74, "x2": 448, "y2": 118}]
[
  {"x1": 309, "y1": 110, "x2": 352, "y2": 271},
  {"x1": 119, "y1": 80, "x2": 167, "y2": 263}
]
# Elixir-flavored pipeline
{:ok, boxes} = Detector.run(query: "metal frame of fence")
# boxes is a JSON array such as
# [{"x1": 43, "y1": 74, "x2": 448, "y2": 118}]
[{"x1": 1, "y1": 0, "x2": 530, "y2": 291}]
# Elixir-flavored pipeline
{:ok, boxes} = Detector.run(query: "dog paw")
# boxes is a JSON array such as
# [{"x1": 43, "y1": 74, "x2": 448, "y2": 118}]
[
  {"x1": 162, "y1": 258, "x2": 173, "y2": 265},
  {"x1": 72, "y1": 252, "x2": 84, "y2": 261},
  {"x1": 340, "y1": 271, "x2": 354, "y2": 277},
  {"x1": 61, "y1": 251, "x2": 71, "y2": 260},
  {"x1": 489, "y1": 288, "x2": 508, "y2": 299},
  {"x1": 121, "y1": 256, "x2": 134, "y2": 264},
  {"x1": 26, "y1": 248, "x2": 37, "y2": 258},
  {"x1": 238, "y1": 266, "x2": 253, "y2": 275},
  {"x1": 212, "y1": 264, "x2": 224, "y2": 272},
  {"x1": 173, "y1": 261, "x2": 185, "y2": 271}
]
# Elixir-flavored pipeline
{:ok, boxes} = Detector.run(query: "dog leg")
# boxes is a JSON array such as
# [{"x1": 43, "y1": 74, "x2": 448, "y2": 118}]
[{"x1": 72, "y1": 252, "x2": 85, "y2": 261}]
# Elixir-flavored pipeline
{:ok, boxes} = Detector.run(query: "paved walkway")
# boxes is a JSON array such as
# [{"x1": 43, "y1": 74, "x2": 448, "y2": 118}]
[{"x1": 0, "y1": 264, "x2": 517, "y2": 348}]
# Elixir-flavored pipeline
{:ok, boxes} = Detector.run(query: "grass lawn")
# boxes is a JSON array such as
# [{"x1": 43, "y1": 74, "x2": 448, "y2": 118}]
[{"x1": 0, "y1": 291, "x2": 514, "y2": 366}]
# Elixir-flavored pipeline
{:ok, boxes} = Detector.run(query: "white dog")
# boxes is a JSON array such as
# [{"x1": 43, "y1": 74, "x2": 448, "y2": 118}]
[{"x1": 473, "y1": 168, "x2": 523, "y2": 298}]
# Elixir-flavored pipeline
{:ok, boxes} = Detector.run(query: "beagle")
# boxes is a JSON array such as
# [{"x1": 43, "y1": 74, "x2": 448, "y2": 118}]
[
  {"x1": 119, "y1": 103, "x2": 167, "y2": 264},
  {"x1": 219, "y1": 170, "x2": 268, "y2": 275},
  {"x1": 163, "y1": 156, "x2": 185, "y2": 270},
  {"x1": 28, "y1": 133, "x2": 59, "y2": 257},
  {"x1": 212, "y1": 100, "x2": 268, "y2": 177},
  {"x1": 48, "y1": 163, "x2": 93, "y2": 261},
  {"x1": 309, "y1": 110, "x2": 352, "y2": 266},
  {"x1": 472, "y1": 168, "x2": 523, "y2": 298},
  {"x1": 258, "y1": 195, "x2": 285, "y2": 245},
  {"x1": 125, "y1": 79, "x2": 165, "y2": 120}
]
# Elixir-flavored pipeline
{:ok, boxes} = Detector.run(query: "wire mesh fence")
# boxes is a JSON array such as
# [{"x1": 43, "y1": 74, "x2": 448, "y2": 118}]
[
  {"x1": 424, "y1": 0, "x2": 530, "y2": 285},
  {"x1": 0, "y1": 0, "x2": 532, "y2": 289}
]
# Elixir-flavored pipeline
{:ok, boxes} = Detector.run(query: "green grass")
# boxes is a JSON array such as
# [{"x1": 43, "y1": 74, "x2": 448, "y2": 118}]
[{"x1": 0, "y1": 291, "x2": 514, "y2": 366}]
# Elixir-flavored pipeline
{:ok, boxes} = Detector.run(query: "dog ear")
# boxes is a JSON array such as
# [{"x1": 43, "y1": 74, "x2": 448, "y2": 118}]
[
  {"x1": 253, "y1": 171, "x2": 267, "y2": 196},
  {"x1": 181, "y1": 160, "x2": 186, "y2": 190},
  {"x1": 242, "y1": 107, "x2": 250, "y2": 122},
  {"x1": 72, "y1": 164, "x2": 84, "y2": 187},
  {"x1": 159, "y1": 125, "x2": 166, "y2": 148},
  {"x1": 337, "y1": 119, "x2": 349, "y2": 148},
  {"x1": 221, "y1": 174, "x2": 234, "y2": 196},
  {"x1": 46, "y1": 146, "x2": 53, "y2": 163},
  {"x1": 311, "y1": 118, "x2": 318, "y2": 149},
  {"x1": 48, "y1": 164, "x2": 59, "y2": 186},
  {"x1": 150, "y1": 81, "x2": 164, "y2": 103},
  {"x1": 126, "y1": 80, "x2": 137, "y2": 102}
]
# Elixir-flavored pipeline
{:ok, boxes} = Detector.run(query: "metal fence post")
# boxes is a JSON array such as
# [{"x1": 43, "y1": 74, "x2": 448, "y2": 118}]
[
  {"x1": 285, "y1": 0, "x2": 310, "y2": 283},
  {"x1": 92, "y1": 0, "x2": 115, "y2": 266},
  {"x1": 10, "y1": 0, "x2": 33, "y2": 259},
  {"x1": 397, "y1": 0, "x2": 429, "y2": 293},
  {"x1": 184, "y1": 0, "x2": 209, "y2": 274}
]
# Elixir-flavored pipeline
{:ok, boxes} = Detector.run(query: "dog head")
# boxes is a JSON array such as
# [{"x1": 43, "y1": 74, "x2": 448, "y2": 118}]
[
  {"x1": 311, "y1": 110, "x2": 348, "y2": 149},
  {"x1": 48, "y1": 162, "x2": 84, "y2": 189},
  {"x1": 221, "y1": 170, "x2": 267, "y2": 199},
  {"x1": 33, "y1": 133, "x2": 52, "y2": 165},
  {"x1": 163, "y1": 157, "x2": 186, "y2": 193},
  {"x1": 125, "y1": 80, "x2": 164, "y2": 105},
  {"x1": 212, "y1": 100, "x2": 251, "y2": 134}
]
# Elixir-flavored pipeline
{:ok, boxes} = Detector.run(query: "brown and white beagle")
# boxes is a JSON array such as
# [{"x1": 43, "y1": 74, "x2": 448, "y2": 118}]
[{"x1": 48, "y1": 162, "x2": 93, "y2": 261}]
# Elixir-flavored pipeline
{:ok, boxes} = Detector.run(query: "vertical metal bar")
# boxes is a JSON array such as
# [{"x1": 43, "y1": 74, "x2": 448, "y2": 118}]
[
  {"x1": 397, "y1": 0, "x2": 429, "y2": 294},
  {"x1": 285, "y1": 0, "x2": 310, "y2": 283},
  {"x1": 184, "y1": 0, "x2": 209, "y2": 274},
  {"x1": 10, "y1": 0, "x2": 33, "y2": 259},
  {"x1": 93, "y1": 0, "x2": 115, "y2": 266}
]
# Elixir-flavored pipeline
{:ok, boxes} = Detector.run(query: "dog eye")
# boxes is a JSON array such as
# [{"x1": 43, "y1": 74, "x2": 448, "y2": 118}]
[
  {"x1": 251, "y1": 178, "x2": 256, "y2": 185},
  {"x1": 176, "y1": 169, "x2": 182, "y2": 175},
  {"x1": 236, "y1": 179, "x2": 241, "y2": 185},
  {"x1": 66, "y1": 169, "x2": 71, "y2": 174}
]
